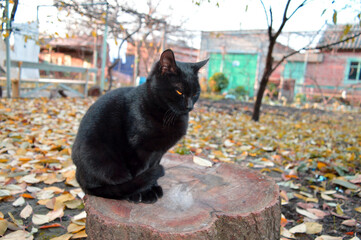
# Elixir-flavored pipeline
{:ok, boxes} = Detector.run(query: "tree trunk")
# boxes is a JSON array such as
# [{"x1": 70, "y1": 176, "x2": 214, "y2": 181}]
[
  {"x1": 85, "y1": 153, "x2": 281, "y2": 240},
  {"x1": 252, "y1": 38, "x2": 276, "y2": 121}
]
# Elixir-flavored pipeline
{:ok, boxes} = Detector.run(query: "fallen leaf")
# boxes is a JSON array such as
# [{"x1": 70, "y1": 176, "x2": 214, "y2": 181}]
[
  {"x1": 305, "y1": 222, "x2": 323, "y2": 234},
  {"x1": 47, "y1": 208, "x2": 64, "y2": 222},
  {"x1": 72, "y1": 211, "x2": 86, "y2": 221},
  {"x1": 289, "y1": 223, "x2": 306, "y2": 233},
  {"x1": 71, "y1": 229, "x2": 87, "y2": 239},
  {"x1": 315, "y1": 235, "x2": 342, "y2": 240},
  {"x1": 296, "y1": 207, "x2": 320, "y2": 219},
  {"x1": 50, "y1": 233, "x2": 73, "y2": 240},
  {"x1": 67, "y1": 222, "x2": 85, "y2": 233},
  {"x1": 12, "y1": 197, "x2": 25, "y2": 207},
  {"x1": 0, "y1": 219, "x2": 8, "y2": 235},
  {"x1": 321, "y1": 193, "x2": 334, "y2": 201},
  {"x1": 306, "y1": 208, "x2": 329, "y2": 218},
  {"x1": 341, "y1": 219, "x2": 357, "y2": 227},
  {"x1": 354, "y1": 206, "x2": 361, "y2": 213},
  {"x1": 1, "y1": 230, "x2": 34, "y2": 240},
  {"x1": 39, "y1": 223, "x2": 62, "y2": 229},
  {"x1": 332, "y1": 179, "x2": 359, "y2": 190},
  {"x1": 20, "y1": 205, "x2": 33, "y2": 219},
  {"x1": 32, "y1": 214, "x2": 50, "y2": 225},
  {"x1": 20, "y1": 174, "x2": 40, "y2": 184},
  {"x1": 64, "y1": 199, "x2": 83, "y2": 209},
  {"x1": 193, "y1": 156, "x2": 213, "y2": 167}
]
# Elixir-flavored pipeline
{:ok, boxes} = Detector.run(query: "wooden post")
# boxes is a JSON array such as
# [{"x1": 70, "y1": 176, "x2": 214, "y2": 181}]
[
  {"x1": 12, "y1": 61, "x2": 22, "y2": 98},
  {"x1": 84, "y1": 69, "x2": 89, "y2": 98}
]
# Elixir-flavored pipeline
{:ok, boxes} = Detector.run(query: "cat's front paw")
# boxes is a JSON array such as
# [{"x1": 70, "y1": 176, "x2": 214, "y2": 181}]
[
  {"x1": 127, "y1": 185, "x2": 163, "y2": 204},
  {"x1": 139, "y1": 185, "x2": 163, "y2": 204}
]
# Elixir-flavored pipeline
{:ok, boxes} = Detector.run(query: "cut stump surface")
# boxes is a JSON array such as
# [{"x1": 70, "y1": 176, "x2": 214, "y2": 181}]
[{"x1": 85, "y1": 153, "x2": 281, "y2": 240}]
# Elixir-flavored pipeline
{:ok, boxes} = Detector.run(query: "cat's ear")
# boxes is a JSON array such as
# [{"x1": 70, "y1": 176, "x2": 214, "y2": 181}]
[
  {"x1": 160, "y1": 49, "x2": 177, "y2": 75},
  {"x1": 192, "y1": 58, "x2": 209, "y2": 72}
]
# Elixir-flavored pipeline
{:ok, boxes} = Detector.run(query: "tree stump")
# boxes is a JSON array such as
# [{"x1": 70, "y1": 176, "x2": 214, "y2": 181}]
[{"x1": 85, "y1": 153, "x2": 281, "y2": 240}]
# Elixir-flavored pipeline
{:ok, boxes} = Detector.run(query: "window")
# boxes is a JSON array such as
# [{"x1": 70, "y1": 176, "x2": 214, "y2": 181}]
[{"x1": 346, "y1": 60, "x2": 361, "y2": 82}]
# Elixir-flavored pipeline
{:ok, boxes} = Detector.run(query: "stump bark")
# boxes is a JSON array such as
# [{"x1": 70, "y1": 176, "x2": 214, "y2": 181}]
[{"x1": 85, "y1": 153, "x2": 281, "y2": 240}]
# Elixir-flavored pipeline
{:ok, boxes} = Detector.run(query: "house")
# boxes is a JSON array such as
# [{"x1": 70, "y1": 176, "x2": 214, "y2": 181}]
[
  {"x1": 110, "y1": 41, "x2": 199, "y2": 86},
  {"x1": 200, "y1": 26, "x2": 361, "y2": 102},
  {"x1": 199, "y1": 30, "x2": 305, "y2": 97},
  {"x1": 39, "y1": 35, "x2": 109, "y2": 81},
  {"x1": 303, "y1": 24, "x2": 361, "y2": 102}
]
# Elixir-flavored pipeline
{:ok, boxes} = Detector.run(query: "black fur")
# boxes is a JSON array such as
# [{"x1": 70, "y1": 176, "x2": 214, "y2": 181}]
[{"x1": 72, "y1": 49, "x2": 208, "y2": 203}]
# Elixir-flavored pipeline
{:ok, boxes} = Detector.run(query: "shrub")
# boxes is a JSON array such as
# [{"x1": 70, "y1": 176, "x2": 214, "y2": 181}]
[
  {"x1": 209, "y1": 72, "x2": 229, "y2": 93},
  {"x1": 228, "y1": 86, "x2": 248, "y2": 98}
]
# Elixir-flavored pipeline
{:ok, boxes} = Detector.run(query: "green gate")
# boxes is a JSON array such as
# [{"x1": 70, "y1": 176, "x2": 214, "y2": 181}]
[
  {"x1": 208, "y1": 53, "x2": 258, "y2": 97},
  {"x1": 283, "y1": 61, "x2": 305, "y2": 94}
]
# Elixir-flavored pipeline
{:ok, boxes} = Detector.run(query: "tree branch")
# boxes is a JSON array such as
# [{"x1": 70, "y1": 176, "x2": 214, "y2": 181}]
[
  {"x1": 274, "y1": 0, "x2": 292, "y2": 39},
  {"x1": 271, "y1": 31, "x2": 361, "y2": 73},
  {"x1": 288, "y1": 0, "x2": 308, "y2": 20},
  {"x1": 259, "y1": 0, "x2": 270, "y2": 27}
]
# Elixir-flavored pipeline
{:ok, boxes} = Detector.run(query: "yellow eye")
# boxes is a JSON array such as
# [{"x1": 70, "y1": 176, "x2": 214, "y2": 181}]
[{"x1": 176, "y1": 90, "x2": 183, "y2": 95}]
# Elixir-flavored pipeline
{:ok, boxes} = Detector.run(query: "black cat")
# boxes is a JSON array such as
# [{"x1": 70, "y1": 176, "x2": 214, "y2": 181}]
[{"x1": 72, "y1": 49, "x2": 208, "y2": 203}]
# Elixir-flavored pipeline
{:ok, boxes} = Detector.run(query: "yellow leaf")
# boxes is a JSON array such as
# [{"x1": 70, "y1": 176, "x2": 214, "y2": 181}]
[
  {"x1": 50, "y1": 233, "x2": 73, "y2": 240},
  {"x1": 0, "y1": 219, "x2": 8, "y2": 235},
  {"x1": 317, "y1": 162, "x2": 327, "y2": 170},
  {"x1": 271, "y1": 167, "x2": 284, "y2": 173},
  {"x1": 91, "y1": 31, "x2": 97, "y2": 38},
  {"x1": 72, "y1": 229, "x2": 87, "y2": 239},
  {"x1": 336, "y1": 204, "x2": 344, "y2": 215},
  {"x1": 294, "y1": 193, "x2": 307, "y2": 201},
  {"x1": 67, "y1": 223, "x2": 85, "y2": 233},
  {"x1": 354, "y1": 206, "x2": 361, "y2": 213},
  {"x1": 3, "y1": 31, "x2": 9, "y2": 38}
]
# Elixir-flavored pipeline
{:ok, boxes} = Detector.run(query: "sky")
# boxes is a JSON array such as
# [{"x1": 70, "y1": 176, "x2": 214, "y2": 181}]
[{"x1": 12, "y1": 0, "x2": 361, "y2": 49}]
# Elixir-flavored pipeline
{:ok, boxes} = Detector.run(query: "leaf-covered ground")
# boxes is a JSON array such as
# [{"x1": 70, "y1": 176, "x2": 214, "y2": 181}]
[{"x1": 0, "y1": 97, "x2": 360, "y2": 240}]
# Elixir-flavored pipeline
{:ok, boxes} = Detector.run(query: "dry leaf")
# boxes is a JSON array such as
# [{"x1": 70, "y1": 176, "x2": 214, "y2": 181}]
[
  {"x1": 71, "y1": 229, "x2": 87, "y2": 239},
  {"x1": 32, "y1": 214, "x2": 50, "y2": 225},
  {"x1": 12, "y1": 197, "x2": 25, "y2": 207},
  {"x1": 305, "y1": 222, "x2": 323, "y2": 234},
  {"x1": 20, "y1": 205, "x2": 33, "y2": 219},
  {"x1": 315, "y1": 235, "x2": 342, "y2": 240},
  {"x1": 354, "y1": 206, "x2": 361, "y2": 213},
  {"x1": 193, "y1": 156, "x2": 213, "y2": 167},
  {"x1": 72, "y1": 211, "x2": 86, "y2": 221},
  {"x1": 67, "y1": 222, "x2": 85, "y2": 233},
  {"x1": 50, "y1": 233, "x2": 73, "y2": 240},
  {"x1": 1, "y1": 230, "x2": 34, "y2": 240},
  {"x1": 296, "y1": 207, "x2": 320, "y2": 220},
  {"x1": 47, "y1": 208, "x2": 64, "y2": 222},
  {"x1": 289, "y1": 223, "x2": 306, "y2": 233},
  {"x1": 306, "y1": 208, "x2": 329, "y2": 218},
  {"x1": 0, "y1": 219, "x2": 8, "y2": 235},
  {"x1": 341, "y1": 219, "x2": 357, "y2": 227},
  {"x1": 64, "y1": 199, "x2": 83, "y2": 209}
]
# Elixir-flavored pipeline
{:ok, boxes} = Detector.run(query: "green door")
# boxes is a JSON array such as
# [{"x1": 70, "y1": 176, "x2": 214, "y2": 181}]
[
  {"x1": 208, "y1": 53, "x2": 258, "y2": 97},
  {"x1": 283, "y1": 61, "x2": 305, "y2": 94}
]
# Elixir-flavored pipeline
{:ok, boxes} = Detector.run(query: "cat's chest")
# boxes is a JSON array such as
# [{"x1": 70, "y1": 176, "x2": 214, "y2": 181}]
[{"x1": 129, "y1": 113, "x2": 188, "y2": 150}]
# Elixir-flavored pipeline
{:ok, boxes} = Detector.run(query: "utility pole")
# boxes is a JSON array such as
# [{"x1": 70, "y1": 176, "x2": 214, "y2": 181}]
[
  {"x1": 100, "y1": 3, "x2": 109, "y2": 92},
  {"x1": 5, "y1": 0, "x2": 11, "y2": 98}
]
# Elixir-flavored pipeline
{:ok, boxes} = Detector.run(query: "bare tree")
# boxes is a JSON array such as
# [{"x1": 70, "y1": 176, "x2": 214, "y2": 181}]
[{"x1": 252, "y1": 0, "x2": 361, "y2": 121}]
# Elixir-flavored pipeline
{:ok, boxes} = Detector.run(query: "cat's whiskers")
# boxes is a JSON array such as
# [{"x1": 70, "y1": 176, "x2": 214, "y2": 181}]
[{"x1": 163, "y1": 109, "x2": 177, "y2": 127}]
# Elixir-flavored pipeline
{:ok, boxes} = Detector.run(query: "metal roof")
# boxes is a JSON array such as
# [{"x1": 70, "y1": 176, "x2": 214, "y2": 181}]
[{"x1": 317, "y1": 24, "x2": 361, "y2": 50}]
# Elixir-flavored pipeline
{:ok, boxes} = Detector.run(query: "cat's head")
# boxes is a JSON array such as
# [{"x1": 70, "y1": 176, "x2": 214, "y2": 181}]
[{"x1": 148, "y1": 49, "x2": 208, "y2": 115}]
